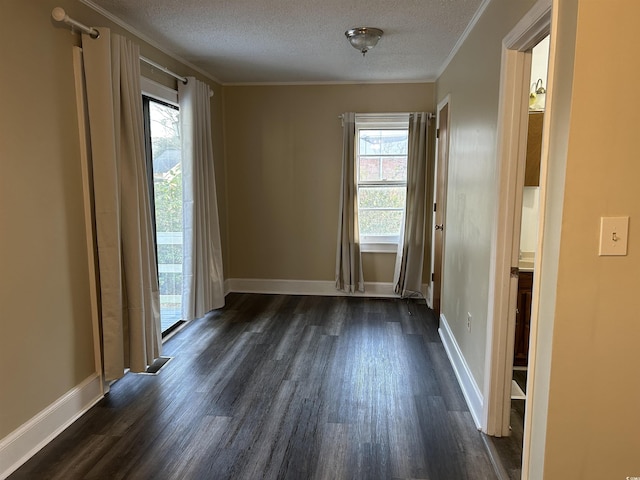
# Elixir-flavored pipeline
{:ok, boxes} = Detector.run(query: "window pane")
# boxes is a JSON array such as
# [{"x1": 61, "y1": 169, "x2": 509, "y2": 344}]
[
  {"x1": 359, "y1": 186, "x2": 406, "y2": 209},
  {"x1": 381, "y1": 156, "x2": 407, "y2": 181},
  {"x1": 359, "y1": 129, "x2": 408, "y2": 155},
  {"x1": 358, "y1": 186, "x2": 406, "y2": 237},
  {"x1": 359, "y1": 210, "x2": 404, "y2": 236},
  {"x1": 356, "y1": 123, "x2": 408, "y2": 242},
  {"x1": 359, "y1": 156, "x2": 381, "y2": 181},
  {"x1": 149, "y1": 100, "x2": 182, "y2": 333}
]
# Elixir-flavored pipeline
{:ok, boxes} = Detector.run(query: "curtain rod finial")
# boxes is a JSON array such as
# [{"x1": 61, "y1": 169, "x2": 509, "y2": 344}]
[{"x1": 52, "y1": 7, "x2": 66, "y2": 22}]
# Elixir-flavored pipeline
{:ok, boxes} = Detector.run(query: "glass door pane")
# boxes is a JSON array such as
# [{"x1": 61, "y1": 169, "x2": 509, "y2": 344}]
[{"x1": 147, "y1": 99, "x2": 183, "y2": 334}]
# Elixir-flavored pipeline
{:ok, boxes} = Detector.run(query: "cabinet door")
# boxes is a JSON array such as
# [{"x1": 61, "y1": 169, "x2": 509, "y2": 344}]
[
  {"x1": 525, "y1": 112, "x2": 544, "y2": 186},
  {"x1": 513, "y1": 272, "x2": 533, "y2": 367}
]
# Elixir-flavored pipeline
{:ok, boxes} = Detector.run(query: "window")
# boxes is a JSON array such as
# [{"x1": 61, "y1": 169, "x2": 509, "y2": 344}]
[
  {"x1": 142, "y1": 85, "x2": 184, "y2": 335},
  {"x1": 356, "y1": 116, "x2": 409, "y2": 252}
]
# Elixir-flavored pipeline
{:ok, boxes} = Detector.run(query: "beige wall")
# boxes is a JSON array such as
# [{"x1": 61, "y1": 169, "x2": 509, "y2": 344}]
[
  {"x1": 13, "y1": 1, "x2": 640, "y2": 476},
  {"x1": 223, "y1": 83, "x2": 434, "y2": 283},
  {"x1": 435, "y1": 0, "x2": 536, "y2": 388},
  {"x1": 536, "y1": 0, "x2": 640, "y2": 477},
  {"x1": 437, "y1": 0, "x2": 640, "y2": 476},
  {"x1": 0, "y1": 0, "x2": 95, "y2": 438},
  {"x1": 0, "y1": 0, "x2": 224, "y2": 439}
]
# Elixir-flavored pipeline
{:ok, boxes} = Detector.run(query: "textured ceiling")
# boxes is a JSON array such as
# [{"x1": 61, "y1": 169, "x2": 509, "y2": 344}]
[{"x1": 85, "y1": 0, "x2": 485, "y2": 85}]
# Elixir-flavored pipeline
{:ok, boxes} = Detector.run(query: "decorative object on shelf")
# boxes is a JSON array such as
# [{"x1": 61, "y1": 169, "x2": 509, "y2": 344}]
[
  {"x1": 345, "y1": 27, "x2": 384, "y2": 56},
  {"x1": 529, "y1": 78, "x2": 546, "y2": 111}
]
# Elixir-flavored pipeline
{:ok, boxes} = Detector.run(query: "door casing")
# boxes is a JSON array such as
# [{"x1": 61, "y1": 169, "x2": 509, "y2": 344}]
[
  {"x1": 483, "y1": 0, "x2": 551, "y2": 444},
  {"x1": 430, "y1": 96, "x2": 450, "y2": 316}
]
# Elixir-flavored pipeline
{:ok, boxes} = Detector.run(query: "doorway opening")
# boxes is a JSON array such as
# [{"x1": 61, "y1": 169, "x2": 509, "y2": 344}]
[
  {"x1": 488, "y1": 34, "x2": 550, "y2": 478},
  {"x1": 483, "y1": 0, "x2": 552, "y2": 477}
]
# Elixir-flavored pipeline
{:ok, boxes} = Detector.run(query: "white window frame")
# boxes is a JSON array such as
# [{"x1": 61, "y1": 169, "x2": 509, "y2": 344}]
[
  {"x1": 355, "y1": 114, "x2": 409, "y2": 253},
  {"x1": 140, "y1": 76, "x2": 178, "y2": 106}
]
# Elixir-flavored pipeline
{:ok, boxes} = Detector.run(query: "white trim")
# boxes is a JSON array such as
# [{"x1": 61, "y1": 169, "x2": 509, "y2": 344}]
[
  {"x1": 140, "y1": 76, "x2": 178, "y2": 105},
  {"x1": 484, "y1": 45, "x2": 532, "y2": 437},
  {"x1": 79, "y1": 0, "x2": 221, "y2": 85},
  {"x1": 0, "y1": 374, "x2": 103, "y2": 480},
  {"x1": 225, "y1": 79, "x2": 436, "y2": 87},
  {"x1": 438, "y1": 314, "x2": 484, "y2": 429},
  {"x1": 360, "y1": 243, "x2": 398, "y2": 253},
  {"x1": 355, "y1": 113, "x2": 410, "y2": 125},
  {"x1": 503, "y1": 0, "x2": 552, "y2": 50},
  {"x1": 436, "y1": 0, "x2": 492, "y2": 79},
  {"x1": 226, "y1": 278, "x2": 399, "y2": 298},
  {"x1": 483, "y1": 0, "x2": 551, "y2": 449}
]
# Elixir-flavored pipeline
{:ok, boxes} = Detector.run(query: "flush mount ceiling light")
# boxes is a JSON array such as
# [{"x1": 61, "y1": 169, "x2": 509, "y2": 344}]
[{"x1": 345, "y1": 27, "x2": 384, "y2": 56}]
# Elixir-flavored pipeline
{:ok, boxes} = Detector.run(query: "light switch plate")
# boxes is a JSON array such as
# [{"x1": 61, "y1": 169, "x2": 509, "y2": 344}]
[{"x1": 599, "y1": 216, "x2": 629, "y2": 256}]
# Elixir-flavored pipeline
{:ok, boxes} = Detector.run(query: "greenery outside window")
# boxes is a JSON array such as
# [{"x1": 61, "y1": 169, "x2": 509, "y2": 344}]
[
  {"x1": 142, "y1": 94, "x2": 183, "y2": 334},
  {"x1": 356, "y1": 116, "x2": 409, "y2": 252}
]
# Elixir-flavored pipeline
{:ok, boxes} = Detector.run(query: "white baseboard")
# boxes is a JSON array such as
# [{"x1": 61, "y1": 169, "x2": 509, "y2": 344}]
[
  {"x1": 438, "y1": 314, "x2": 484, "y2": 429},
  {"x1": 226, "y1": 278, "x2": 400, "y2": 298},
  {"x1": 0, "y1": 373, "x2": 103, "y2": 479}
]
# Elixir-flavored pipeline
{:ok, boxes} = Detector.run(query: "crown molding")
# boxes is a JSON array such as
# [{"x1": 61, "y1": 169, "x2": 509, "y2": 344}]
[
  {"x1": 223, "y1": 79, "x2": 436, "y2": 87},
  {"x1": 79, "y1": 0, "x2": 222, "y2": 85},
  {"x1": 436, "y1": 0, "x2": 492, "y2": 80}
]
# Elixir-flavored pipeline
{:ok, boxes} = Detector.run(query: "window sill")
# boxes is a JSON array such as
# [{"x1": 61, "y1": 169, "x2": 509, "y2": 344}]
[{"x1": 361, "y1": 243, "x2": 399, "y2": 253}]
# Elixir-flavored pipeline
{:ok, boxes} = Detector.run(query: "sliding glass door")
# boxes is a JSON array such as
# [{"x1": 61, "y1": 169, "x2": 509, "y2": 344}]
[{"x1": 143, "y1": 96, "x2": 184, "y2": 335}]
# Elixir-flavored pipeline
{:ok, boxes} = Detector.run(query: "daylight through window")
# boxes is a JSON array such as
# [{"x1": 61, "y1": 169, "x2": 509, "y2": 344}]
[
  {"x1": 143, "y1": 95, "x2": 183, "y2": 334},
  {"x1": 356, "y1": 116, "x2": 409, "y2": 250}
]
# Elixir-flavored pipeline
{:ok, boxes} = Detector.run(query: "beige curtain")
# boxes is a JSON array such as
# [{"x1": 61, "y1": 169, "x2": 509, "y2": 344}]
[
  {"x1": 394, "y1": 112, "x2": 432, "y2": 297},
  {"x1": 81, "y1": 29, "x2": 161, "y2": 380},
  {"x1": 335, "y1": 112, "x2": 364, "y2": 293},
  {"x1": 179, "y1": 77, "x2": 225, "y2": 320}
]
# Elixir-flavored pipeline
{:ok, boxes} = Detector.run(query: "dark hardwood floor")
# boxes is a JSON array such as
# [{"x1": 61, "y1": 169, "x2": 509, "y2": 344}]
[
  {"x1": 10, "y1": 293, "x2": 498, "y2": 480},
  {"x1": 485, "y1": 370, "x2": 526, "y2": 480}
]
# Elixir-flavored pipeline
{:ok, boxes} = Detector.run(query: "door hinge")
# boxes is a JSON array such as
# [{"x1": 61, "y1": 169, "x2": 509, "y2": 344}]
[
  {"x1": 436, "y1": 128, "x2": 440, "y2": 139},
  {"x1": 433, "y1": 202, "x2": 437, "y2": 212},
  {"x1": 432, "y1": 272, "x2": 435, "y2": 281}
]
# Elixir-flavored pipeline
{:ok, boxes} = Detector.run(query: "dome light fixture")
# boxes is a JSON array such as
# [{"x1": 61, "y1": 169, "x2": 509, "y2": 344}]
[{"x1": 345, "y1": 27, "x2": 384, "y2": 56}]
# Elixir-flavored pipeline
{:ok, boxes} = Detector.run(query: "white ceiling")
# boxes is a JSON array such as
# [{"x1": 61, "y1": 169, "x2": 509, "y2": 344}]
[{"x1": 84, "y1": 0, "x2": 485, "y2": 85}]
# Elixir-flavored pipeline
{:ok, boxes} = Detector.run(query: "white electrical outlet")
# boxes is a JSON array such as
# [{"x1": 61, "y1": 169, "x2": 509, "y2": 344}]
[{"x1": 467, "y1": 313, "x2": 472, "y2": 331}]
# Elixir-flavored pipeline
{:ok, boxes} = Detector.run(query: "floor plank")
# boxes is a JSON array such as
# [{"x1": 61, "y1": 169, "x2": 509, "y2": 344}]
[
  {"x1": 485, "y1": 370, "x2": 527, "y2": 480},
  {"x1": 9, "y1": 294, "x2": 498, "y2": 480}
]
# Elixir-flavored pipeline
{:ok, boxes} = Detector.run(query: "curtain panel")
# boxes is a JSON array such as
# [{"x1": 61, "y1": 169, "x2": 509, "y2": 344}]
[
  {"x1": 335, "y1": 112, "x2": 364, "y2": 293},
  {"x1": 81, "y1": 29, "x2": 161, "y2": 381},
  {"x1": 394, "y1": 112, "x2": 432, "y2": 297},
  {"x1": 179, "y1": 77, "x2": 225, "y2": 320}
]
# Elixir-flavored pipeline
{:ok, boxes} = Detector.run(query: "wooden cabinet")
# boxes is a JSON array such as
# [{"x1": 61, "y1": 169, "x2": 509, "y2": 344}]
[
  {"x1": 525, "y1": 112, "x2": 543, "y2": 186},
  {"x1": 513, "y1": 271, "x2": 533, "y2": 367}
]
